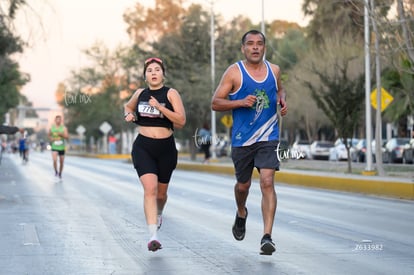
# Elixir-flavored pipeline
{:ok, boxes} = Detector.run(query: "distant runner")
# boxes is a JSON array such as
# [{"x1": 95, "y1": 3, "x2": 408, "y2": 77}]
[{"x1": 48, "y1": 115, "x2": 68, "y2": 181}]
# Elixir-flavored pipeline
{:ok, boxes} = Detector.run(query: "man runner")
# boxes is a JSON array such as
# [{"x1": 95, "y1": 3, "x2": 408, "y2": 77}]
[{"x1": 48, "y1": 115, "x2": 68, "y2": 181}]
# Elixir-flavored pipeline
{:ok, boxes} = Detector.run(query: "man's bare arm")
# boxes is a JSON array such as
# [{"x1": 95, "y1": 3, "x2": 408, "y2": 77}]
[{"x1": 212, "y1": 65, "x2": 256, "y2": 111}]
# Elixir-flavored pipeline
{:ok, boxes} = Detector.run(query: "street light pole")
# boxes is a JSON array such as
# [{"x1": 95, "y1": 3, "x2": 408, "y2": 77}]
[
  {"x1": 261, "y1": 0, "x2": 265, "y2": 35},
  {"x1": 261, "y1": 0, "x2": 266, "y2": 60},
  {"x1": 210, "y1": 0, "x2": 217, "y2": 159},
  {"x1": 364, "y1": 0, "x2": 374, "y2": 173}
]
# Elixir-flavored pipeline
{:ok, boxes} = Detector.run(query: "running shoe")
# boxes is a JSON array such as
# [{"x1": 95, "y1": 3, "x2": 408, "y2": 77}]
[
  {"x1": 260, "y1": 234, "x2": 276, "y2": 255},
  {"x1": 147, "y1": 239, "x2": 162, "y2": 252},
  {"x1": 232, "y1": 207, "x2": 248, "y2": 241},
  {"x1": 157, "y1": 215, "x2": 162, "y2": 230}
]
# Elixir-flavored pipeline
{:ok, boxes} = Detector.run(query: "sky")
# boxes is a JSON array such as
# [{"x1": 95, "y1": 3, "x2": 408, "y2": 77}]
[{"x1": 15, "y1": 0, "x2": 308, "y2": 112}]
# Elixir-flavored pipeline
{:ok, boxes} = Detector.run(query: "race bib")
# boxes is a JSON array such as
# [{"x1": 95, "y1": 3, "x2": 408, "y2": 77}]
[
  {"x1": 138, "y1": 102, "x2": 162, "y2": 117},
  {"x1": 53, "y1": 140, "x2": 63, "y2": 146}
]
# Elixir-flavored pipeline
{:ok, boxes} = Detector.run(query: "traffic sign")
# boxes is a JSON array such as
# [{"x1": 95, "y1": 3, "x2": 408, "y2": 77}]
[
  {"x1": 76, "y1": 125, "x2": 86, "y2": 135},
  {"x1": 99, "y1": 121, "x2": 112, "y2": 134},
  {"x1": 221, "y1": 115, "x2": 233, "y2": 128},
  {"x1": 370, "y1": 87, "x2": 393, "y2": 112}
]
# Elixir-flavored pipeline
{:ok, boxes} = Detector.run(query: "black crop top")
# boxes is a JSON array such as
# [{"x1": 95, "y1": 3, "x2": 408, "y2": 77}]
[{"x1": 134, "y1": 86, "x2": 174, "y2": 129}]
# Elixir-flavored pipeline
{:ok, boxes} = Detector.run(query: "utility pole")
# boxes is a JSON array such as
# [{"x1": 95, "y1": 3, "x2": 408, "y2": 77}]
[
  {"x1": 209, "y1": 0, "x2": 217, "y2": 159},
  {"x1": 371, "y1": 0, "x2": 385, "y2": 176},
  {"x1": 261, "y1": 0, "x2": 265, "y2": 59},
  {"x1": 261, "y1": 0, "x2": 265, "y2": 35},
  {"x1": 364, "y1": 0, "x2": 374, "y2": 174}
]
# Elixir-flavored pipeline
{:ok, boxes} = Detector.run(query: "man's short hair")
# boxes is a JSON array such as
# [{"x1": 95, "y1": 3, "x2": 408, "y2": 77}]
[{"x1": 241, "y1": 30, "x2": 266, "y2": 45}]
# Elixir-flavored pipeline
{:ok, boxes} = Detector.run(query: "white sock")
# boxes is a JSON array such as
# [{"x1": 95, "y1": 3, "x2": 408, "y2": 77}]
[{"x1": 148, "y1": 224, "x2": 158, "y2": 241}]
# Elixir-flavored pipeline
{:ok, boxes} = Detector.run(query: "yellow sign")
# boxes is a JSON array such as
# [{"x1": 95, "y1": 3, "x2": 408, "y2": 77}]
[
  {"x1": 370, "y1": 87, "x2": 393, "y2": 112},
  {"x1": 221, "y1": 115, "x2": 233, "y2": 128}
]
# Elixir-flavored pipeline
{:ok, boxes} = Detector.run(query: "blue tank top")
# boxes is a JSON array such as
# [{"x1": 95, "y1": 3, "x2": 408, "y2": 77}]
[{"x1": 229, "y1": 60, "x2": 279, "y2": 147}]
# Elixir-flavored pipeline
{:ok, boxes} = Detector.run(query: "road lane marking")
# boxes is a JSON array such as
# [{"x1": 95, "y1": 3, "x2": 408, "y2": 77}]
[{"x1": 21, "y1": 223, "x2": 40, "y2": 246}]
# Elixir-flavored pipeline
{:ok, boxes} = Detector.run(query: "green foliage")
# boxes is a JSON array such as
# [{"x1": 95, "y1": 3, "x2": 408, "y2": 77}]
[
  {"x1": 62, "y1": 0, "x2": 311, "y2": 145},
  {"x1": 150, "y1": 4, "x2": 224, "y2": 139},
  {"x1": 302, "y1": 0, "x2": 392, "y2": 47},
  {"x1": 0, "y1": 0, "x2": 29, "y2": 123},
  {"x1": 60, "y1": 44, "x2": 140, "y2": 142},
  {"x1": 382, "y1": 59, "x2": 414, "y2": 122},
  {"x1": 270, "y1": 29, "x2": 308, "y2": 71},
  {"x1": 0, "y1": 59, "x2": 28, "y2": 123}
]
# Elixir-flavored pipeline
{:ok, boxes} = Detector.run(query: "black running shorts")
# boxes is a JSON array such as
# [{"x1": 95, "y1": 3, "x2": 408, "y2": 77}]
[
  {"x1": 231, "y1": 140, "x2": 280, "y2": 183},
  {"x1": 131, "y1": 134, "x2": 177, "y2": 183},
  {"x1": 52, "y1": 149, "x2": 65, "y2": 156}
]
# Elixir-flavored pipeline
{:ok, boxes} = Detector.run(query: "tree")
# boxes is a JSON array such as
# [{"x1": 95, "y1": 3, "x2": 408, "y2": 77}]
[
  {"x1": 57, "y1": 43, "x2": 140, "y2": 149},
  {"x1": 0, "y1": 0, "x2": 28, "y2": 123},
  {"x1": 123, "y1": 0, "x2": 185, "y2": 48},
  {"x1": 302, "y1": 0, "x2": 366, "y2": 45},
  {"x1": 270, "y1": 29, "x2": 308, "y2": 72},
  {"x1": 382, "y1": 61, "x2": 414, "y2": 136},
  {"x1": 301, "y1": 36, "x2": 365, "y2": 172},
  {"x1": 0, "y1": 59, "x2": 28, "y2": 123},
  {"x1": 150, "y1": 4, "x2": 213, "y2": 156},
  {"x1": 393, "y1": 0, "x2": 414, "y2": 71},
  {"x1": 376, "y1": 0, "x2": 414, "y2": 137}
]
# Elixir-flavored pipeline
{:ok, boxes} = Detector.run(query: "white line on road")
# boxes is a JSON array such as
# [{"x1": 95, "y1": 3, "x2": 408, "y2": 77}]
[{"x1": 21, "y1": 223, "x2": 40, "y2": 246}]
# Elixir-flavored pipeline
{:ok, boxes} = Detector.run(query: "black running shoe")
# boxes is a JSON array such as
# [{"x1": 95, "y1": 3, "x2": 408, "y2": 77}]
[
  {"x1": 232, "y1": 207, "x2": 248, "y2": 241},
  {"x1": 260, "y1": 234, "x2": 276, "y2": 255}
]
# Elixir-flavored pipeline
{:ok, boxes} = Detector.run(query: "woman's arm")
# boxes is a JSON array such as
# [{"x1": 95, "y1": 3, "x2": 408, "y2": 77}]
[
  {"x1": 124, "y1": 88, "x2": 143, "y2": 122},
  {"x1": 151, "y1": 89, "x2": 186, "y2": 129}
]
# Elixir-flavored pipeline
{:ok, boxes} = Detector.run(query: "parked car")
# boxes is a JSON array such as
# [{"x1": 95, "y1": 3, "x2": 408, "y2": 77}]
[
  {"x1": 382, "y1": 138, "x2": 411, "y2": 163},
  {"x1": 215, "y1": 139, "x2": 231, "y2": 157},
  {"x1": 329, "y1": 138, "x2": 359, "y2": 161},
  {"x1": 290, "y1": 140, "x2": 311, "y2": 159},
  {"x1": 402, "y1": 138, "x2": 414, "y2": 164},
  {"x1": 351, "y1": 139, "x2": 387, "y2": 163},
  {"x1": 310, "y1": 141, "x2": 334, "y2": 160},
  {"x1": 371, "y1": 139, "x2": 387, "y2": 163}
]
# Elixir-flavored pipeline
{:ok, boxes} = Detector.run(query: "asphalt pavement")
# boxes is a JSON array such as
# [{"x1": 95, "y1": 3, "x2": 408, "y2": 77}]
[
  {"x1": 1, "y1": 152, "x2": 413, "y2": 275},
  {"x1": 175, "y1": 154, "x2": 414, "y2": 200}
]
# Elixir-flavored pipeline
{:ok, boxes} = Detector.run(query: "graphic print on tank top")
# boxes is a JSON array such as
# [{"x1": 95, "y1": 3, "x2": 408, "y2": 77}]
[{"x1": 250, "y1": 88, "x2": 270, "y2": 125}]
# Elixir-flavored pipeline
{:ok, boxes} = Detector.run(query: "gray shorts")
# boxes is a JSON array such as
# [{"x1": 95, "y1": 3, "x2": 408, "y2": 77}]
[{"x1": 231, "y1": 140, "x2": 280, "y2": 183}]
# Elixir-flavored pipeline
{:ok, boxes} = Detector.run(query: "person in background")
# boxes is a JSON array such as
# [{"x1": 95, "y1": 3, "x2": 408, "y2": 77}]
[
  {"x1": 211, "y1": 30, "x2": 288, "y2": 255},
  {"x1": 18, "y1": 129, "x2": 29, "y2": 163},
  {"x1": 108, "y1": 132, "x2": 117, "y2": 154},
  {"x1": 0, "y1": 125, "x2": 20, "y2": 162},
  {"x1": 124, "y1": 57, "x2": 186, "y2": 252},
  {"x1": 48, "y1": 115, "x2": 68, "y2": 181},
  {"x1": 198, "y1": 122, "x2": 212, "y2": 164}
]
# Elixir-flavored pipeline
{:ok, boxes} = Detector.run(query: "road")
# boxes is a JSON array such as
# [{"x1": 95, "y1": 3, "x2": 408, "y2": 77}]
[{"x1": 0, "y1": 152, "x2": 413, "y2": 275}]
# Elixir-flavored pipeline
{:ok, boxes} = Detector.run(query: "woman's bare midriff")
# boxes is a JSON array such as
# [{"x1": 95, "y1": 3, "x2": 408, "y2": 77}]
[{"x1": 138, "y1": 126, "x2": 173, "y2": 139}]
